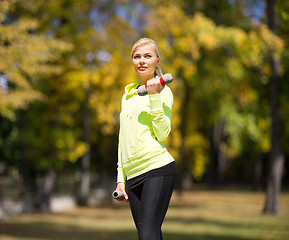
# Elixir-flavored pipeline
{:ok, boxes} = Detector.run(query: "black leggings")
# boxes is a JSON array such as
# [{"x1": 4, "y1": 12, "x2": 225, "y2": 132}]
[{"x1": 127, "y1": 175, "x2": 176, "y2": 240}]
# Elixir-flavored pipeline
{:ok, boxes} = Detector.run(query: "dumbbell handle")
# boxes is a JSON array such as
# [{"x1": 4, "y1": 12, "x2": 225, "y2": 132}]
[
  {"x1": 112, "y1": 190, "x2": 124, "y2": 200},
  {"x1": 137, "y1": 73, "x2": 173, "y2": 96}
]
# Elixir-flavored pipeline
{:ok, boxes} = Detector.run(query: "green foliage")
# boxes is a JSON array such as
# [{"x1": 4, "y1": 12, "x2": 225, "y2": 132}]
[
  {"x1": 0, "y1": 0, "x2": 72, "y2": 120},
  {"x1": 144, "y1": 3, "x2": 284, "y2": 179},
  {"x1": 0, "y1": 0, "x2": 288, "y2": 187},
  {"x1": 276, "y1": 0, "x2": 289, "y2": 154},
  {"x1": 276, "y1": 0, "x2": 289, "y2": 43}
]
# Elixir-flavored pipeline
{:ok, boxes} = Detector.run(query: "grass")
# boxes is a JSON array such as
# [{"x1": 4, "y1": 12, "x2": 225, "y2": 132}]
[{"x1": 0, "y1": 189, "x2": 289, "y2": 240}]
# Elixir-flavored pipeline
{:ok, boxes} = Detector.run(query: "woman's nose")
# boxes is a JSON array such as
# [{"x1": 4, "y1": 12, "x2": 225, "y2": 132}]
[{"x1": 139, "y1": 56, "x2": 145, "y2": 63}]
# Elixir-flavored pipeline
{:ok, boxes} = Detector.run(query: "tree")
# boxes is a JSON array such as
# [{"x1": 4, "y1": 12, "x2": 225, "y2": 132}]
[
  {"x1": 0, "y1": 0, "x2": 80, "y2": 211},
  {"x1": 263, "y1": 0, "x2": 285, "y2": 215},
  {"x1": 2, "y1": 0, "x2": 138, "y2": 207},
  {"x1": 0, "y1": 0, "x2": 54, "y2": 119},
  {"x1": 143, "y1": 1, "x2": 283, "y2": 191},
  {"x1": 1, "y1": 0, "x2": 287, "y2": 212}
]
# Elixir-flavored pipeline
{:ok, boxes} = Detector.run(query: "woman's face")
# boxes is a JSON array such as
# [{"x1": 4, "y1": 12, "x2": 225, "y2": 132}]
[{"x1": 132, "y1": 44, "x2": 160, "y2": 78}]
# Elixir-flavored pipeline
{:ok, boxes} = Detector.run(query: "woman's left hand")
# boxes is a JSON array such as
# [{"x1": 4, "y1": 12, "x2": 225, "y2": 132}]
[{"x1": 146, "y1": 76, "x2": 165, "y2": 95}]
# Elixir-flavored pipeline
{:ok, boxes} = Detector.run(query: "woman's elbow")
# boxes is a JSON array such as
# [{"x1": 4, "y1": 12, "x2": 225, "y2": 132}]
[{"x1": 156, "y1": 126, "x2": 171, "y2": 142}]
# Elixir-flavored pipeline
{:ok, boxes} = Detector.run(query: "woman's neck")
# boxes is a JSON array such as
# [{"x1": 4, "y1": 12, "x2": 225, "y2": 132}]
[{"x1": 140, "y1": 73, "x2": 154, "y2": 85}]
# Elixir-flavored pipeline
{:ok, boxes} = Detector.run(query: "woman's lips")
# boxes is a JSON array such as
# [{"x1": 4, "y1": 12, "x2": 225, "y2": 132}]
[{"x1": 139, "y1": 66, "x2": 147, "y2": 70}]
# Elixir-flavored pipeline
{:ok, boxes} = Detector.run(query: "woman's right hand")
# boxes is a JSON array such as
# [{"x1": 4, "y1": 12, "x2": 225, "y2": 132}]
[
  {"x1": 116, "y1": 182, "x2": 129, "y2": 201},
  {"x1": 146, "y1": 76, "x2": 165, "y2": 95}
]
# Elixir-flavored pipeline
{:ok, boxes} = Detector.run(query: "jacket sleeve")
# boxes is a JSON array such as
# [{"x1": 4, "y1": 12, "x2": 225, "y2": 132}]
[
  {"x1": 117, "y1": 97, "x2": 126, "y2": 183},
  {"x1": 117, "y1": 132, "x2": 126, "y2": 183},
  {"x1": 149, "y1": 86, "x2": 173, "y2": 142}
]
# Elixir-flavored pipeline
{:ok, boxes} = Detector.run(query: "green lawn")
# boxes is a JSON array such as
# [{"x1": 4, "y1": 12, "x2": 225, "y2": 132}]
[{"x1": 0, "y1": 190, "x2": 288, "y2": 240}]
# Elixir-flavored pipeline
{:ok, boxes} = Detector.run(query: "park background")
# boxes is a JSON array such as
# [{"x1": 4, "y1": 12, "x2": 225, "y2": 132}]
[{"x1": 0, "y1": 0, "x2": 289, "y2": 239}]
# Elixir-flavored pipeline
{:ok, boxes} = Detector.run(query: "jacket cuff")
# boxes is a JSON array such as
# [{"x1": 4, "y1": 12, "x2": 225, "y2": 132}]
[
  {"x1": 117, "y1": 169, "x2": 125, "y2": 183},
  {"x1": 149, "y1": 93, "x2": 162, "y2": 111}
]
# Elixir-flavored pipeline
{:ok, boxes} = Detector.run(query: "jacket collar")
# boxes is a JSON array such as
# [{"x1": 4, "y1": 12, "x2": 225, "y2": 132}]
[{"x1": 125, "y1": 81, "x2": 141, "y2": 96}]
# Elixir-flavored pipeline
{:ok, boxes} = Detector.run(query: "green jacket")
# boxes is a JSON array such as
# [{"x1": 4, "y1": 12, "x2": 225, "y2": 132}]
[{"x1": 117, "y1": 81, "x2": 175, "y2": 183}]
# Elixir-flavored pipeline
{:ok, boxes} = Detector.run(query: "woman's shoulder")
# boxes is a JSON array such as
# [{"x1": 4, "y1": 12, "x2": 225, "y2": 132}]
[
  {"x1": 161, "y1": 86, "x2": 173, "y2": 106},
  {"x1": 162, "y1": 85, "x2": 173, "y2": 97}
]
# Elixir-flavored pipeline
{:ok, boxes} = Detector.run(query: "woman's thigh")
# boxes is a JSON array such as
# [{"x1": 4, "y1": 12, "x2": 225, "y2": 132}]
[
  {"x1": 128, "y1": 175, "x2": 176, "y2": 239},
  {"x1": 140, "y1": 175, "x2": 176, "y2": 223}
]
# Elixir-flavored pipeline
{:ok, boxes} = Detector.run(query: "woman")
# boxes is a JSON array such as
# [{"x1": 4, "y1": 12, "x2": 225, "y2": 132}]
[{"x1": 114, "y1": 38, "x2": 177, "y2": 240}]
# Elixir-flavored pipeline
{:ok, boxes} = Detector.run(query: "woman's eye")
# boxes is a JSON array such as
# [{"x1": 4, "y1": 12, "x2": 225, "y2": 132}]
[
  {"x1": 145, "y1": 55, "x2": 152, "y2": 58},
  {"x1": 134, "y1": 56, "x2": 140, "y2": 59}
]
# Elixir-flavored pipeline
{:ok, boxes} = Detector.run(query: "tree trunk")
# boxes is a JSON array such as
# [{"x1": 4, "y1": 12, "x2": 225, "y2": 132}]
[
  {"x1": 253, "y1": 157, "x2": 262, "y2": 191},
  {"x1": 263, "y1": 0, "x2": 285, "y2": 215},
  {"x1": 78, "y1": 85, "x2": 92, "y2": 205},
  {"x1": 38, "y1": 169, "x2": 57, "y2": 213},
  {"x1": 176, "y1": 86, "x2": 190, "y2": 193},
  {"x1": 207, "y1": 119, "x2": 226, "y2": 186}
]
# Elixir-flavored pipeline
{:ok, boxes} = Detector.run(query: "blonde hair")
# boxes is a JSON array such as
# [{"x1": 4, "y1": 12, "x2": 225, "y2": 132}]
[{"x1": 131, "y1": 38, "x2": 163, "y2": 77}]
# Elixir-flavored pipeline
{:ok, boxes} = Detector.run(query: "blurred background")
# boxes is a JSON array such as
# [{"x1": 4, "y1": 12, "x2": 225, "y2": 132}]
[{"x1": 0, "y1": 0, "x2": 288, "y2": 219}]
